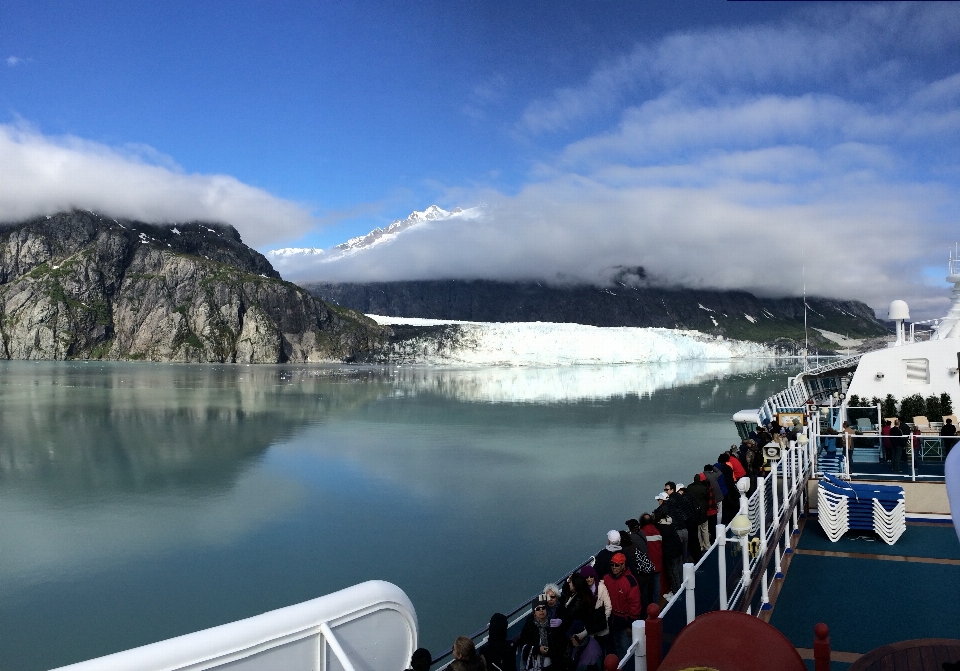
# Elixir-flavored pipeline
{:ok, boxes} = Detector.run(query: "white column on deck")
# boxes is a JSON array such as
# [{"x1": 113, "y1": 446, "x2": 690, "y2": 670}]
[
  {"x1": 717, "y1": 524, "x2": 728, "y2": 610},
  {"x1": 683, "y1": 562, "x2": 696, "y2": 624},
  {"x1": 758, "y1": 476, "x2": 769, "y2": 608},
  {"x1": 771, "y1": 461, "x2": 782, "y2": 576},
  {"x1": 632, "y1": 620, "x2": 646, "y2": 671}
]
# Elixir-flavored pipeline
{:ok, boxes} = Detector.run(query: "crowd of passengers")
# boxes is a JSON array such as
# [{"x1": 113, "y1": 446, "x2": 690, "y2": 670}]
[{"x1": 406, "y1": 434, "x2": 792, "y2": 671}]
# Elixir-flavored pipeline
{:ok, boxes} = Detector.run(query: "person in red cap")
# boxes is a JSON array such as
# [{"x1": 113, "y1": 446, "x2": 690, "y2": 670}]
[{"x1": 601, "y1": 552, "x2": 639, "y2": 660}]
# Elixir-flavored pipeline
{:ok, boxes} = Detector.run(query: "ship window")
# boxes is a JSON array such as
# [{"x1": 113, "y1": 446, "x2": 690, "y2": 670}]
[{"x1": 903, "y1": 358, "x2": 930, "y2": 384}]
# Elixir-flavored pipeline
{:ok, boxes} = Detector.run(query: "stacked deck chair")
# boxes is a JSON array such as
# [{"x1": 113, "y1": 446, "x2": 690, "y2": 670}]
[
  {"x1": 818, "y1": 449, "x2": 844, "y2": 475},
  {"x1": 817, "y1": 473, "x2": 906, "y2": 545}
]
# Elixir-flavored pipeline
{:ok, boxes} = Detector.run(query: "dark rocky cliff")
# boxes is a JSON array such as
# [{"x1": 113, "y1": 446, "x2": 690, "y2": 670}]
[
  {"x1": 0, "y1": 211, "x2": 387, "y2": 362},
  {"x1": 306, "y1": 279, "x2": 889, "y2": 350}
]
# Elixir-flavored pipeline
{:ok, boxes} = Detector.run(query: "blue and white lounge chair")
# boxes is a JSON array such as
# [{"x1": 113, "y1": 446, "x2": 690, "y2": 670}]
[{"x1": 817, "y1": 474, "x2": 905, "y2": 545}]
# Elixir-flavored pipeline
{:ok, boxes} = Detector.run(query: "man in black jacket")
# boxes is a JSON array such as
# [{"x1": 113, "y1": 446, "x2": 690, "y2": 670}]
[
  {"x1": 685, "y1": 475, "x2": 711, "y2": 557},
  {"x1": 891, "y1": 419, "x2": 906, "y2": 472},
  {"x1": 664, "y1": 481, "x2": 695, "y2": 561},
  {"x1": 653, "y1": 506, "x2": 683, "y2": 600},
  {"x1": 941, "y1": 417, "x2": 958, "y2": 456},
  {"x1": 678, "y1": 483, "x2": 706, "y2": 561}
]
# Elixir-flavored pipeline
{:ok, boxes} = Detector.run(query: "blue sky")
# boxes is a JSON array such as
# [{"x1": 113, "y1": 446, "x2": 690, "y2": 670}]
[{"x1": 2, "y1": 2, "x2": 960, "y2": 315}]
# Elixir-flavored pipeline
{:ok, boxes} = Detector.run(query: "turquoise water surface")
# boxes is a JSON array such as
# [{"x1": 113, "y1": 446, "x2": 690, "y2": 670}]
[{"x1": 0, "y1": 360, "x2": 794, "y2": 670}]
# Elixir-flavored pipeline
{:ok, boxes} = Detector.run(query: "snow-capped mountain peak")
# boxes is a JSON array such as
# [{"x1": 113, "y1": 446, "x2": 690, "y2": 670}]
[{"x1": 268, "y1": 205, "x2": 478, "y2": 262}]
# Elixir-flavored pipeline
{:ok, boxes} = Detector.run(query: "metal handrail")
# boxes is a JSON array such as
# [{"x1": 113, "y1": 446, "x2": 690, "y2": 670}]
[{"x1": 797, "y1": 353, "x2": 862, "y2": 379}]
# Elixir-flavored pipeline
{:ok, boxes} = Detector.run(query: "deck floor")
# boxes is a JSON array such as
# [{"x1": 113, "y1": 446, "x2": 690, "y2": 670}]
[{"x1": 769, "y1": 521, "x2": 960, "y2": 669}]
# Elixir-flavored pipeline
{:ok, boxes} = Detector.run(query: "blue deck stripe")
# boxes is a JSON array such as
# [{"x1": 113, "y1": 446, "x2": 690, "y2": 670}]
[
  {"x1": 769, "y1": 553, "x2": 960, "y2": 653},
  {"x1": 797, "y1": 522, "x2": 960, "y2": 560}
]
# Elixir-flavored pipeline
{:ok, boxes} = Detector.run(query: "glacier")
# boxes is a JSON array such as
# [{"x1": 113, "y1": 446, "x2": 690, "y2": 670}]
[
  {"x1": 368, "y1": 315, "x2": 775, "y2": 366},
  {"x1": 376, "y1": 360, "x2": 777, "y2": 404}
]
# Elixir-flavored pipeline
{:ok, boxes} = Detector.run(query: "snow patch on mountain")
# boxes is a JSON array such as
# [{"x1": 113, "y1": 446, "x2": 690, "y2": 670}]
[{"x1": 368, "y1": 316, "x2": 774, "y2": 365}]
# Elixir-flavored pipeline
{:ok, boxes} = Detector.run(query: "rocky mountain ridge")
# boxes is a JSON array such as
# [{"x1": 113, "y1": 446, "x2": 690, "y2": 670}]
[
  {"x1": 0, "y1": 211, "x2": 386, "y2": 362},
  {"x1": 306, "y1": 279, "x2": 890, "y2": 352}
]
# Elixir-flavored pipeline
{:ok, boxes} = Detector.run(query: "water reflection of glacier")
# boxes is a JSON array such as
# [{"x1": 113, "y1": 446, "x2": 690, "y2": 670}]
[{"x1": 384, "y1": 359, "x2": 780, "y2": 404}]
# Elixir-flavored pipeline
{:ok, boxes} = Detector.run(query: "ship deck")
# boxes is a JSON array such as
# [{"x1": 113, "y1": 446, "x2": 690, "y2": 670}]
[{"x1": 767, "y1": 518, "x2": 960, "y2": 670}]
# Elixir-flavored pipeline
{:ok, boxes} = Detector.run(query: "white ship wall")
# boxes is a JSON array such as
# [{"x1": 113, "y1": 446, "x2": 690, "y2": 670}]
[{"x1": 847, "y1": 337, "x2": 960, "y2": 402}]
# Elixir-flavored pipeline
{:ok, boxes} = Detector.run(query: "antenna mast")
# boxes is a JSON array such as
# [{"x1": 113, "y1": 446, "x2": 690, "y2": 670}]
[{"x1": 802, "y1": 250, "x2": 808, "y2": 370}]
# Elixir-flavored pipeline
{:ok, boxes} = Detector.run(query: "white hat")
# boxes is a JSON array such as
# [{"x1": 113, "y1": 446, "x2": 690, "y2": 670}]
[
  {"x1": 676, "y1": 483, "x2": 685, "y2": 489},
  {"x1": 655, "y1": 492, "x2": 669, "y2": 501},
  {"x1": 607, "y1": 529, "x2": 621, "y2": 544}
]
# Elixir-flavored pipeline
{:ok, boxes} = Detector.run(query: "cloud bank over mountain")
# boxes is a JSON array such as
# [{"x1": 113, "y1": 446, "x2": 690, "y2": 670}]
[{"x1": 0, "y1": 124, "x2": 313, "y2": 248}]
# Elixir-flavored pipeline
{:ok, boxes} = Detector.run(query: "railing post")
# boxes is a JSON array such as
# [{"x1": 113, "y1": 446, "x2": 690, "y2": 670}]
[
  {"x1": 683, "y1": 562, "x2": 696, "y2": 624},
  {"x1": 717, "y1": 524, "x2": 728, "y2": 610},
  {"x1": 758, "y1": 475, "x2": 770, "y2": 609},
  {"x1": 791, "y1": 449, "x2": 799, "y2": 534},
  {"x1": 645, "y1": 604, "x2": 662, "y2": 671},
  {"x1": 770, "y1": 461, "x2": 782, "y2": 577},
  {"x1": 740, "y1": 533, "x2": 750, "y2": 609},
  {"x1": 782, "y1": 451, "x2": 790, "y2": 524},
  {"x1": 319, "y1": 622, "x2": 359, "y2": 671},
  {"x1": 910, "y1": 432, "x2": 916, "y2": 482},
  {"x1": 814, "y1": 623, "x2": 831, "y2": 671},
  {"x1": 632, "y1": 619, "x2": 647, "y2": 671}
]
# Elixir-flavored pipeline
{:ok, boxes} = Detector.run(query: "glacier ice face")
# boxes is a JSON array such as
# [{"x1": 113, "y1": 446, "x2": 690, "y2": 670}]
[{"x1": 367, "y1": 315, "x2": 774, "y2": 366}]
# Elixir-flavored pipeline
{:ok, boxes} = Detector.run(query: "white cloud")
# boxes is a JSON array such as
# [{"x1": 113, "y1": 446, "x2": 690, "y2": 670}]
[
  {"x1": 519, "y1": 3, "x2": 960, "y2": 134},
  {"x1": 6, "y1": 56, "x2": 26, "y2": 67},
  {"x1": 280, "y1": 172, "x2": 951, "y2": 312},
  {"x1": 0, "y1": 123, "x2": 314, "y2": 247}
]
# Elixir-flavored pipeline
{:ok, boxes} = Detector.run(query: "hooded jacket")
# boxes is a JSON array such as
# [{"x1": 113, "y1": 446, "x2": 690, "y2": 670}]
[
  {"x1": 602, "y1": 568, "x2": 640, "y2": 628},
  {"x1": 641, "y1": 522, "x2": 663, "y2": 572}
]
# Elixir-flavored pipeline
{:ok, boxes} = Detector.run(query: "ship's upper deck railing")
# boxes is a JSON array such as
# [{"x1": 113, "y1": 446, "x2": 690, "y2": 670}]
[
  {"x1": 755, "y1": 354, "x2": 863, "y2": 426},
  {"x1": 797, "y1": 353, "x2": 862, "y2": 380},
  {"x1": 618, "y1": 437, "x2": 815, "y2": 671}
]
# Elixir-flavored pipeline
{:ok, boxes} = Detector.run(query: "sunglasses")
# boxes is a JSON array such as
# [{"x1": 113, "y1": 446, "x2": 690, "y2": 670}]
[{"x1": 534, "y1": 606, "x2": 547, "y2": 611}]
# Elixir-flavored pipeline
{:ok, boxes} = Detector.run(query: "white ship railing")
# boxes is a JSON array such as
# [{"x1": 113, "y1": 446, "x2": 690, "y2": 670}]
[
  {"x1": 618, "y1": 437, "x2": 816, "y2": 670},
  {"x1": 757, "y1": 354, "x2": 861, "y2": 426},
  {"x1": 49, "y1": 581, "x2": 417, "y2": 671},
  {"x1": 810, "y1": 411, "x2": 951, "y2": 482}
]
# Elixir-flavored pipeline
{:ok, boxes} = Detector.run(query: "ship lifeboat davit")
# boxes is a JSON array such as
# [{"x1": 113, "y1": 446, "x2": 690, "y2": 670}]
[{"x1": 658, "y1": 610, "x2": 806, "y2": 671}]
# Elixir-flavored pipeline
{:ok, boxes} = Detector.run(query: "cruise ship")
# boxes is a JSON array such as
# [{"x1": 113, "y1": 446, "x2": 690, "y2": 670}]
[{"x1": 49, "y1": 263, "x2": 960, "y2": 671}]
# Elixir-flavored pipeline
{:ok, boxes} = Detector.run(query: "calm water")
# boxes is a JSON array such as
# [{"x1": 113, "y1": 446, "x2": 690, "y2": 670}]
[{"x1": 0, "y1": 360, "x2": 795, "y2": 670}]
